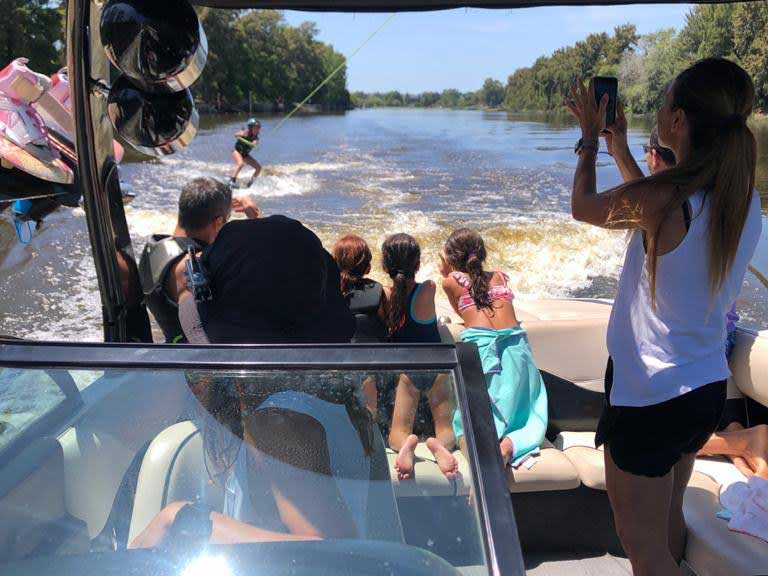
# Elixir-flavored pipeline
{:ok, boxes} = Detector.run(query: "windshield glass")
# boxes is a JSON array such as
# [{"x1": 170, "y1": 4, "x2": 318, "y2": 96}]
[{"x1": 0, "y1": 362, "x2": 490, "y2": 575}]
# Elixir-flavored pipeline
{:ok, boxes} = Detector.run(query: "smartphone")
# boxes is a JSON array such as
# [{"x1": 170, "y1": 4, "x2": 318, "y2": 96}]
[{"x1": 593, "y1": 76, "x2": 618, "y2": 127}]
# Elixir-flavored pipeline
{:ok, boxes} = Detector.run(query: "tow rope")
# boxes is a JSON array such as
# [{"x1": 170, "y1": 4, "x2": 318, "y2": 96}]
[{"x1": 271, "y1": 13, "x2": 396, "y2": 134}]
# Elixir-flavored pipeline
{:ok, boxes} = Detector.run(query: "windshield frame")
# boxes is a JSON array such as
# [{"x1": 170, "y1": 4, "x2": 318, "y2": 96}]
[{"x1": 0, "y1": 339, "x2": 525, "y2": 575}]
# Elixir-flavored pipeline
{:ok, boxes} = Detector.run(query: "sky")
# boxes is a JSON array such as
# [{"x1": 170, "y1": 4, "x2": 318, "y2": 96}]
[{"x1": 283, "y1": 5, "x2": 694, "y2": 93}]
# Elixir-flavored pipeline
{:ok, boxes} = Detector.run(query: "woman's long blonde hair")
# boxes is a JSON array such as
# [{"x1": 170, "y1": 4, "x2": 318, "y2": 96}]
[{"x1": 613, "y1": 58, "x2": 756, "y2": 303}]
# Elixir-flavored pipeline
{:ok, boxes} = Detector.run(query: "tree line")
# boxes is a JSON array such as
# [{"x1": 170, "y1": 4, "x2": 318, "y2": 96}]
[
  {"x1": 195, "y1": 9, "x2": 350, "y2": 111},
  {"x1": 1, "y1": 4, "x2": 351, "y2": 112},
  {"x1": 354, "y1": 4, "x2": 768, "y2": 115},
  {"x1": 5, "y1": 3, "x2": 766, "y2": 115},
  {"x1": 505, "y1": 4, "x2": 768, "y2": 115},
  {"x1": 352, "y1": 78, "x2": 505, "y2": 109}
]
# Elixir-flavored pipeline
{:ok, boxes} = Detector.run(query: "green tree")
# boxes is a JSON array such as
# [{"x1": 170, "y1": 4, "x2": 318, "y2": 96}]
[
  {"x1": 0, "y1": 0, "x2": 64, "y2": 74},
  {"x1": 679, "y1": 4, "x2": 735, "y2": 60},
  {"x1": 438, "y1": 89, "x2": 462, "y2": 107},
  {"x1": 317, "y1": 44, "x2": 350, "y2": 110},
  {"x1": 606, "y1": 24, "x2": 639, "y2": 65},
  {"x1": 480, "y1": 78, "x2": 505, "y2": 107},
  {"x1": 195, "y1": 8, "x2": 247, "y2": 104},
  {"x1": 418, "y1": 92, "x2": 441, "y2": 107},
  {"x1": 732, "y1": 3, "x2": 768, "y2": 111}
]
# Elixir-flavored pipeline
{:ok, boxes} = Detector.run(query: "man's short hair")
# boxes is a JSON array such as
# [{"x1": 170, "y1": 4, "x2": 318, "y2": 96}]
[{"x1": 178, "y1": 178, "x2": 232, "y2": 231}]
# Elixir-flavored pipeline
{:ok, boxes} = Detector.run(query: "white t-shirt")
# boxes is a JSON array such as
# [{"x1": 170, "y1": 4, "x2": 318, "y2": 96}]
[{"x1": 607, "y1": 189, "x2": 762, "y2": 407}]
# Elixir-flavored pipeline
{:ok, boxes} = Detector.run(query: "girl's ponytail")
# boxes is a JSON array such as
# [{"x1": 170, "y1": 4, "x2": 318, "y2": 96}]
[{"x1": 382, "y1": 233, "x2": 420, "y2": 335}]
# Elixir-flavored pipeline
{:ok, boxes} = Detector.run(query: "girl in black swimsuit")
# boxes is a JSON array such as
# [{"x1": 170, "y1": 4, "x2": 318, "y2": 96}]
[
  {"x1": 230, "y1": 119, "x2": 262, "y2": 188},
  {"x1": 379, "y1": 233, "x2": 458, "y2": 481}
]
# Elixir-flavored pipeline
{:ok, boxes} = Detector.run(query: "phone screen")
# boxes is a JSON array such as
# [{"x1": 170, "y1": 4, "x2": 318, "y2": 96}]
[{"x1": 594, "y1": 76, "x2": 618, "y2": 126}]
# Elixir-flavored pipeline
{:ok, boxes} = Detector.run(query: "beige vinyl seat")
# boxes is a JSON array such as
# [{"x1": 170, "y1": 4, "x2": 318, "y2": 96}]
[
  {"x1": 682, "y1": 330, "x2": 768, "y2": 576},
  {"x1": 386, "y1": 438, "x2": 580, "y2": 497},
  {"x1": 553, "y1": 431, "x2": 606, "y2": 491},
  {"x1": 128, "y1": 420, "x2": 404, "y2": 545},
  {"x1": 550, "y1": 330, "x2": 768, "y2": 575},
  {"x1": 683, "y1": 461, "x2": 767, "y2": 576}
]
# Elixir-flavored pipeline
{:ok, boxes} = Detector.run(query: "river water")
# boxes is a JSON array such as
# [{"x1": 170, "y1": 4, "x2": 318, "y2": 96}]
[{"x1": 1, "y1": 108, "x2": 767, "y2": 340}]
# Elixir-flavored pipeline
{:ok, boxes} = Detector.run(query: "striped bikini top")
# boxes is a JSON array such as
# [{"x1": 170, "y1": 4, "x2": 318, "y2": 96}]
[{"x1": 449, "y1": 271, "x2": 514, "y2": 312}]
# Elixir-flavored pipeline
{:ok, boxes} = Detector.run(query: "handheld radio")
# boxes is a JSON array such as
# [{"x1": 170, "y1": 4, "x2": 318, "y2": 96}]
[{"x1": 183, "y1": 246, "x2": 212, "y2": 303}]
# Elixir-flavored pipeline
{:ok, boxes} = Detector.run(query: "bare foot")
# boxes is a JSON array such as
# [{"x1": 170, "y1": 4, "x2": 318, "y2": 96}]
[
  {"x1": 426, "y1": 437, "x2": 459, "y2": 479},
  {"x1": 745, "y1": 424, "x2": 768, "y2": 479},
  {"x1": 731, "y1": 455, "x2": 755, "y2": 478},
  {"x1": 395, "y1": 434, "x2": 419, "y2": 480},
  {"x1": 500, "y1": 437, "x2": 514, "y2": 467}
]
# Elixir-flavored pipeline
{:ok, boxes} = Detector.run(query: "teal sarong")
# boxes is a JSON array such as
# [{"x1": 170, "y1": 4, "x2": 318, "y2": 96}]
[{"x1": 453, "y1": 326, "x2": 548, "y2": 466}]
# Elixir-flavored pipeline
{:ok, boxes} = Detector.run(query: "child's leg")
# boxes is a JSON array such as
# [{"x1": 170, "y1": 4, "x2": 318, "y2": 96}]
[
  {"x1": 425, "y1": 373, "x2": 458, "y2": 478},
  {"x1": 389, "y1": 374, "x2": 420, "y2": 480},
  {"x1": 245, "y1": 157, "x2": 262, "y2": 182},
  {"x1": 231, "y1": 151, "x2": 245, "y2": 180},
  {"x1": 388, "y1": 374, "x2": 419, "y2": 449},
  {"x1": 426, "y1": 373, "x2": 456, "y2": 450},
  {"x1": 362, "y1": 375, "x2": 378, "y2": 421}
]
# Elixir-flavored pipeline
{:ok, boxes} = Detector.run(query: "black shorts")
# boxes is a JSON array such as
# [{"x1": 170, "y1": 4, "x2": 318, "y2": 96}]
[
  {"x1": 234, "y1": 144, "x2": 251, "y2": 158},
  {"x1": 595, "y1": 357, "x2": 726, "y2": 478}
]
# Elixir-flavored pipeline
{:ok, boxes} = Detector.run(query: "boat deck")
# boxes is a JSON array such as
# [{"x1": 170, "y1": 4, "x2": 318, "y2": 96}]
[{"x1": 525, "y1": 553, "x2": 631, "y2": 575}]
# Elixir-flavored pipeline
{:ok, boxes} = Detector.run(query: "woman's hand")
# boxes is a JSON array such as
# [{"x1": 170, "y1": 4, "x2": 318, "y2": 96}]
[
  {"x1": 564, "y1": 78, "x2": 608, "y2": 140},
  {"x1": 603, "y1": 99, "x2": 628, "y2": 157}
]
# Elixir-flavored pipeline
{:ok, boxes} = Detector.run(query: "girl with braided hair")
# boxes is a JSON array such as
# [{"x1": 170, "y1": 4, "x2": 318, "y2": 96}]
[{"x1": 440, "y1": 228, "x2": 547, "y2": 469}]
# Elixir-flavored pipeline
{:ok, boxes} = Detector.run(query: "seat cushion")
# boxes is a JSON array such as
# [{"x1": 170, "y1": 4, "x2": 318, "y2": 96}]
[
  {"x1": 555, "y1": 431, "x2": 606, "y2": 491},
  {"x1": 556, "y1": 434, "x2": 768, "y2": 574},
  {"x1": 684, "y1": 471, "x2": 768, "y2": 576},
  {"x1": 387, "y1": 439, "x2": 580, "y2": 496},
  {"x1": 557, "y1": 433, "x2": 761, "y2": 494},
  {"x1": 505, "y1": 438, "x2": 580, "y2": 493}
]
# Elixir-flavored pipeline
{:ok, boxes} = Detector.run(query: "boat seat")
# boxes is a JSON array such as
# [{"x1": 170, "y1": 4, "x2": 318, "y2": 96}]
[
  {"x1": 553, "y1": 432, "x2": 751, "y2": 493},
  {"x1": 386, "y1": 438, "x2": 579, "y2": 497},
  {"x1": 556, "y1": 432, "x2": 768, "y2": 574},
  {"x1": 128, "y1": 420, "x2": 404, "y2": 545},
  {"x1": 554, "y1": 431, "x2": 606, "y2": 491},
  {"x1": 684, "y1": 464, "x2": 767, "y2": 576}
]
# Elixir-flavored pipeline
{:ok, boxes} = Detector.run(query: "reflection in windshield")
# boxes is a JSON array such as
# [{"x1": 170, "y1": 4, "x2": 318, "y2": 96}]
[
  {"x1": 0, "y1": 366, "x2": 487, "y2": 574},
  {"x1": 131, "y1": 372, "x2": 378, "y2": 546}
]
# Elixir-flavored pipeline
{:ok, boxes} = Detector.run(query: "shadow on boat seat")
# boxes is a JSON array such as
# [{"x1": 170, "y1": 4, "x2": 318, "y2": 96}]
[{"x1": 127, "y1": 415, "x2": 404, "y2": 545}]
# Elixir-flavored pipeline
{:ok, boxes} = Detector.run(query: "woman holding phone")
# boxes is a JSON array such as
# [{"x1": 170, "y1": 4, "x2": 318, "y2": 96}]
[{"x1": 565, "y1": 60, "x2": 761, "y2": 576}]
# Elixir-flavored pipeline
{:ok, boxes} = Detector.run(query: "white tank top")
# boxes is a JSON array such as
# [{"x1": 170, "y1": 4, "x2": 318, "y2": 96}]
[{"x1": 607, "y1": 189, "x2": 762, "y2": 407}]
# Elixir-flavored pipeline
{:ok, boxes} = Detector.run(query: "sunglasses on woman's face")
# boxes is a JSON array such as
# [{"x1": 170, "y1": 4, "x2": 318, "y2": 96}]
[{"x1": 642, "y1": 144, "x2": 653, "y2": 154}]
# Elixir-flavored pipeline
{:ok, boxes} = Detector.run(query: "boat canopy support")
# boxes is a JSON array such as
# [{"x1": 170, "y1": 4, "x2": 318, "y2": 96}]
[{"x1": 68, "y1": 0, "x2": 149, "y2": 342}]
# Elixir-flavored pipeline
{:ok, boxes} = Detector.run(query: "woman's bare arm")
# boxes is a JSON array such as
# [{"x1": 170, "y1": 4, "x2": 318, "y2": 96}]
[
  {"x1": 604, "y1": 100, "x2": 644, "y2": 183},
  {"x1": 128, "y1": 502, "x2": 318, "y2": 549},
  {"x1": 566, "y1": 80, "x2": 671, "y2": 231}
]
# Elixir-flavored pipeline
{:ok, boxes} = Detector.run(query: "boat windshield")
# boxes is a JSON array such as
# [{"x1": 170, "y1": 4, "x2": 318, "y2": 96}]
[{"x1": 0, "y1": 341, "x2": 519, "y2": 576}]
